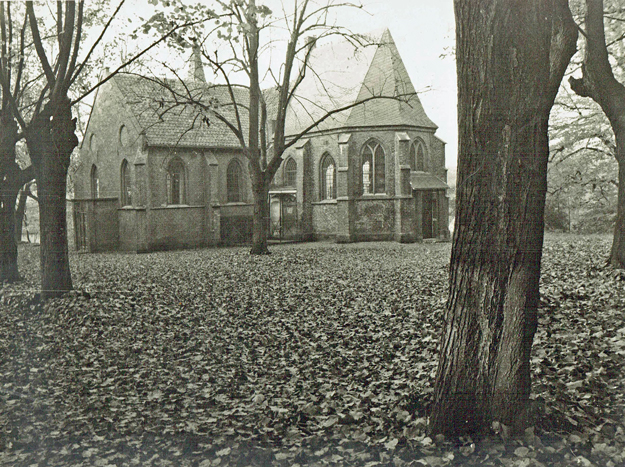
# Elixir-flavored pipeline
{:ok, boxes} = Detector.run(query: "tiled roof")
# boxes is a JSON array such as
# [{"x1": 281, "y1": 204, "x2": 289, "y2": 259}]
[
  {"x1": 111, "y1": 28, "x2": 437, "y2": 148},
  {"x1": 410, "y1": 172, "x2": 449, "y2": 190},
  {"x1": 344, "y1": 30, "x2": 437, "y2": 130},
  {"x1": 269, "y1": 28, "x2": 437, "y2": 138},
  {"x1": 113, "y1": 74, "x2": 249, "y2": 148}
]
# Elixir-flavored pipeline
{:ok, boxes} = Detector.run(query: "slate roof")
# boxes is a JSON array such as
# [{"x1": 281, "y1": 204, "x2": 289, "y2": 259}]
[
  {"x1": 344, "y1": 29, "x2": 437, "y2": 130},
  {"x1": 110, "y1": 28, "x2": 436, "y2": 148},
  {"x1": 113, "y1": 74, "x2": 249, "y2": 148},
  {"x1": 410, "y1": 172, "x2": 449, "y2": 191},
  {"x1": 269, "y1": 28, "x2": 437, "y2": 137}
]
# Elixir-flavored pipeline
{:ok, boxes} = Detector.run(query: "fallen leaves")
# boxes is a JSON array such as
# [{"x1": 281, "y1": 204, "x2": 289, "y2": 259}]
[{"x1": 0, "y1": 235, "x2": 624, "y2": 465}]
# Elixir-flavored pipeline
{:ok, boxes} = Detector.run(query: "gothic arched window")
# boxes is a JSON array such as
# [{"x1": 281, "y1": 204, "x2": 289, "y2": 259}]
[
  {"x1": 166, "y1": 157, "x2": 186, "y2": 205},
  {"x1": 121, "y1": 159, "x2": 132, "y2": 206},
  {"x1": 361, "y1": 140, "x2": 385, "y2": 194},
  {"x1": 411, "y1": 140, "x2": 428, "y2": 172},
  {"x1": 227, "y1": 159, "x2": 244, "y2": 203},
  {"x1": 284, "y1": 157, "x2": 297, "y2": 187},
  {"x1": 320, "y1": 153, "x2": 336, "y2": 200},
  {"x1": 90, "y1": 165, "x2": 99, "y2": 199}
]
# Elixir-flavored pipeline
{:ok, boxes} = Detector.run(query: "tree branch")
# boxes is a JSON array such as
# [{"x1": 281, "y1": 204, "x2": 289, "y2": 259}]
[{"x1": 26, "y1": 1, "x2": 56, "y2": 87}]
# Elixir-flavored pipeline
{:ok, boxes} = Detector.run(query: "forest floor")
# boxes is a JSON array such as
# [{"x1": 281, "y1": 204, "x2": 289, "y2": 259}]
[{"x1": 0, "y1": 234, "x2": 624, "y2": 466}]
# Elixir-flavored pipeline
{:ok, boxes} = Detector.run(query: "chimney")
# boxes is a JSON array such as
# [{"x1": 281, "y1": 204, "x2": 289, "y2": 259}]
[{"x1": 188, "y1": 40, "x2": 206, "y2": 83}]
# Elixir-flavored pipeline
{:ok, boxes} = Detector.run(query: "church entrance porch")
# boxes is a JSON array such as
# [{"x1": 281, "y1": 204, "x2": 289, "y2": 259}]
[
  {"x1": 422, "y1": 190, "x2": 439, "y2": 239},
  {"x1": 269, "y1": 190, "x2": 299, "y2": 240}
]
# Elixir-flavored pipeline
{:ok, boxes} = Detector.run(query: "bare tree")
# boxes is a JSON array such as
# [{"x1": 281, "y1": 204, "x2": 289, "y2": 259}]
[
  {"x1": 0, "y1": 2, "x2": 35, "y2": 282},
  {"x1": 14, "y1": 180, "x2": 37, "y2": 244},
  {"x1": 147, "y1": 0, "x2": 419, "y2": 254},
  {"x1": 429, "y1": 0, "x2": 577, "y2": 436},
  {"x1": 547, "y1": 92, "x2": 618, "y2": 233},
  {"x1": 569, "y1": 0, "x2": 625, "y2": 268},
  {"x1": 3, "y1": 0, "x2": 205, "y2": 298}
]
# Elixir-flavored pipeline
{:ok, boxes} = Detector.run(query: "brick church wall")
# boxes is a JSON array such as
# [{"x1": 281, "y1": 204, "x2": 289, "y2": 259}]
[{"x1": 312, "y1": 202, "x2": 338, "y2": 238}]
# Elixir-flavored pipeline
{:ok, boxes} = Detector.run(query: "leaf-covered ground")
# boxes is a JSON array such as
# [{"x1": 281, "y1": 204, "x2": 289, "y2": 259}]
[{"x1": 0, "y1": 235, "x2": 624, "y2": 466}]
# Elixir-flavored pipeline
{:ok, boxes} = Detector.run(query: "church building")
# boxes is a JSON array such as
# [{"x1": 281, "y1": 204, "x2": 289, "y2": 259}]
[{"x1": 73, "y1": 29, "x2": 450, "y2": 252}]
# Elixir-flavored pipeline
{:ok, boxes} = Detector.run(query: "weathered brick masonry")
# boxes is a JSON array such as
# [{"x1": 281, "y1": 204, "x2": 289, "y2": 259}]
[{"x1": 74, "y1": 29, "x2": 450, "y2": 252}]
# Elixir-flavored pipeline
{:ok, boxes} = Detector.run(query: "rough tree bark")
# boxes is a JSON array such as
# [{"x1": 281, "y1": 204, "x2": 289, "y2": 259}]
[
  {"x1": 250, "y1": 177, "x2": 270, "y2": 255},
  {"x1": 246, "y1": 1, "x2": 270, "y2": 255},
  {"x1": 429, "y1": 0, "x2": 577, "y2": 436},
  {"x1": 0, "y1": 110, "x2": 32, "y2": 282},
  {"x1": 23, "y1": 0, "x2": 83, "y2": 298},
  {"x1": 14, "y1": 180, "x2": 35, "y2": 244},
  {"x1": 0, "y1": 111, "x2": 21, "y2": 282},
  {"x1": 569, "y1": 0, "x2": 625, "y2": 269},
  {"x1": 26, "y1": 98, "x2": 78, "y2": 297},
  {"x1": 0, "y1": 2, "x2": 35, "y2": 282}
]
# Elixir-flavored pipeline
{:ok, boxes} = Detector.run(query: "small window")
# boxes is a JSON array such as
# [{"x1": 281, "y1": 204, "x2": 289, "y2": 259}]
[
  {"x1": 90, "y1": 165, "x2": 99, "y2": 199},
  {"x1": 284, "y1": 158, "x2": 297, "y2": 187},
  {"x1": 227, "y1": 159, "x2": 243, "y2": 203},
  {"x1": 409, "y1": 142, "x2": 417, "y2": 171},
  {"x1": 166, "y1": 157, "x2": 186, "y2": 205},
  {"x1": 119, "y1": 125, "x2": 129, "y2": 147},
  {"x1": 412, "y1": 140, "x2": 428, "y2": 172},
  {"x1": 320, "y1": 153, "x2": 336, "y2": 200},
  {"x1": 121, "y1": 159, "x2": 132, "y2": 206},
  {"x1": 89, "y1": 133, "x2": 97, "y2": 152},
  {"x1": 361, "y1": 140, "x2": 385, "y2": 194}
]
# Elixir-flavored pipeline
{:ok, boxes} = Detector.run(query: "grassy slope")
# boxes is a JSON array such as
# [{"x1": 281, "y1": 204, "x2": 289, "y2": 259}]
[{"x1": 0, "y1": 234, "x2": 624, "y2": 466}]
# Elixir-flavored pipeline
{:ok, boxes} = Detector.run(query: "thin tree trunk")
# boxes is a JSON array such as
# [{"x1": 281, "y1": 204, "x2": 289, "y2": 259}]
[
  {"x1": 429, "y1": 0, "x2": 577, "y2": 436},
  {"x1": 250, "y1": 178, "x2": 270, "y2": 255},
  {"x1": 247, "y1": 0, "x2": 267, "y2": 256},
  {"x1": 14, "y1": 183, "x2": 30, "y2": 243},
  {"x1": 569, "y1": 0, "x2": 625, "y2": 268},
  {"x1": 1, "y1": 169, "x2": 33, "y2": 282},
  {"x1": 610, "y1": 147, "x2": 625, "y2": 267},
  {"x1": 27, "y1": 98, "x2": 78, "y2": 298}
]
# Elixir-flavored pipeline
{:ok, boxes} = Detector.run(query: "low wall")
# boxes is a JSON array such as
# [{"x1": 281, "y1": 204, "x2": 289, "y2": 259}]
[
  {"x1": 148, "y1": 206, "x2": 205, "y2": 251},
  {"x1": 312, "y1": 201, "x2": 338, "y2": 239},
  {"x1": 353, "y1": 198, "x2": 395, "y2": 241}
]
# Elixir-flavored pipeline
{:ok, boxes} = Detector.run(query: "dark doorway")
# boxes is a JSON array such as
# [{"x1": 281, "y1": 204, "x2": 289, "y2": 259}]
[
  {"x1": 74, "y1": 205, "x2": 88, "y2": 252},
  {"x1": 270, "y1": 193, "x2": 299, "y2": 240},
  {"x1": 422, "y1": 191, "x2": 439, "y2": 239}
]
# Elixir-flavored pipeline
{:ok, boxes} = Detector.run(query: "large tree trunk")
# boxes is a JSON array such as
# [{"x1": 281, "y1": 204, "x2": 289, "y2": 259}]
[
  {"x1": 429, "y1": 0, "x2": 577, "y2": 437},
  {"x1": 0, "y1": 111, "x2": 23, "y2": 283},
  {"x1": 27, "y1": 98, "x2": 78, "y2": 299},
  {"x1": 250, "y1": 178, "x2": 270, "y2": 255},
  {"x1": 0, "y1": 169, "x2": 21, "y2": 282},
  {"x1": 569, "y1": 0, "x2": 625, "y2": 268}
]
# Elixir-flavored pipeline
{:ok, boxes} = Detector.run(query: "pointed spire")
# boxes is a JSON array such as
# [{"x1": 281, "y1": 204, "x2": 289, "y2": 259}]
[
  {"x1": 380, "y1": 27, "x2": 393, "y2": 44},
  {"x1": 344, "y1": 28, "x2": 437, "y2": 129},
  {"x1": 187, "y1": 40, "x2": 206, "y2": 83}
]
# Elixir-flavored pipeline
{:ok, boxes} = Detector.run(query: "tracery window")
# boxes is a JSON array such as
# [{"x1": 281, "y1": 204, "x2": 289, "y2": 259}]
[
  {"x1": 361, "y1": 140, "x2": 385, "y2": 194},
  {"x1": 411, "y1": 140, "x2": 428, "y2": 172}
]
